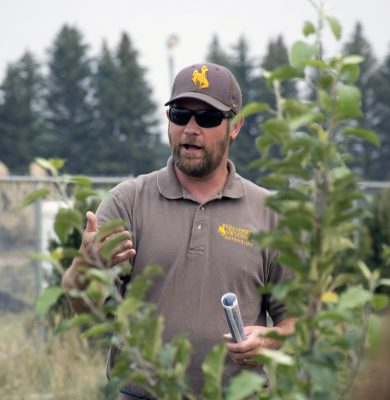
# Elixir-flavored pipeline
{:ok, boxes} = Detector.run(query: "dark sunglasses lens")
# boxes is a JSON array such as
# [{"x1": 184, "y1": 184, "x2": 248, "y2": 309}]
[
  {"x1": 169, "y1": 107, "x2": 226, "y2": 127},
  {"x1": 169, "y1": 108, "x2": 191, "y2": 125},
  {"x1": 195, "y1": 110, "x2": 223, "y2": 127}
]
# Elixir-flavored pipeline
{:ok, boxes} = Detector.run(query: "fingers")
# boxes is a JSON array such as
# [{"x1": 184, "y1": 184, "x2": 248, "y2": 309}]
[{"x1": 85, "y1": 211, "x2": 98, "y2": 232}]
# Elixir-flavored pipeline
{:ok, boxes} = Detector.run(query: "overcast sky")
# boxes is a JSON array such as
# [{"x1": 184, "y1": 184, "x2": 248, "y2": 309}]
[{"x1": 1, "y1": 0, "x2": 389, "y2": 128}]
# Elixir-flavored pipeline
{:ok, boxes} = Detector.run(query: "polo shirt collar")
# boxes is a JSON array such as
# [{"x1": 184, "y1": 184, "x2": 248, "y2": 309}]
[{"x1": 157, "y1": 157, "x2": 246, "y2": 200}]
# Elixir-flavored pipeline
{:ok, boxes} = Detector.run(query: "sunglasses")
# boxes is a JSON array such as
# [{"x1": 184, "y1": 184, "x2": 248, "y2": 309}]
[{"x1": 168, "y1": 106, "x2": 233, "y2": 128}]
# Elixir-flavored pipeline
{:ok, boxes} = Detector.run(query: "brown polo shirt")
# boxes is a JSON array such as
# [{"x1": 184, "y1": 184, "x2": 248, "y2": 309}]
[{"x1": 97, "y1": 157, "x2": 289, "y2": 396}]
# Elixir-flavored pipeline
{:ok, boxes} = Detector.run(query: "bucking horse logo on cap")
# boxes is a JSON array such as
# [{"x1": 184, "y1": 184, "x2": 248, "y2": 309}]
[{"x1": 192, "y1": 65, "x2": 209, "y2": 89}]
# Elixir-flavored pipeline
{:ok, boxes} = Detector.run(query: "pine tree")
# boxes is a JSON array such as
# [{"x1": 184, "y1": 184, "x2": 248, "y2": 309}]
[
  {"x1": 229, "y1": 36, "x2": 263, "y2": 182},
  {"x1": 94, "y1": 33, "x2": 168, "y2": 176},
  {"x1": 0, "y1": 52, "x2": 45, "y2": 174},
  {"x1": 367, "y1": 48, "x2": 390, "y2": 179},
  {"x1": 206, "y1": 35, "x2": 233, "y2": 69},
  {"x1": 44, "y1": 25, "x2": 95, "y2": 174},
  {"x1": 342, "y1": 22, "x2": 379, "y2": 179}
]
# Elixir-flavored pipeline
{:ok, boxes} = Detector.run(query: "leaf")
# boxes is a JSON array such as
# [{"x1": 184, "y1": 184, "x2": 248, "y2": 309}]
[
  {"x1": 371, "y1": 294, "x2": 388, "y2": 311},
  {"x1": 142, "y1": 316, "x2": 164, "y2": 362},
  {"x1": 96, "y1": 219, "x2": 127, "y2": 241},
  {"x1": 379, "y1": 278, "x2": 390, "y2": 287},
  {"x1": 20, "y1": 188, "x2": 50, "y2": 208},
  {"x1": 260, "y1": 349, "x2": 294, "y2": 366},
  {"x1": 303, "y1": 21, "x2": 316, "y2": 36},
  {"x1": 54, "y1": 208, "x2": 83, "y2": 243},
  {"x1": 325, "y1": 16, "x2": 342, "y2": 40},
  {"x1": 262, "y1": 119, "x2": 289, "y2": 137},
  {"x1": 340, "y1": 64, "x2": 360, "y2": 84},
  {"x1": 290, "y1": 41, "x2": 317, "y2": 67},
  {"x1": 225, "y1": 371, "x2": 265, "y2": 400},
  {"x1": 338, "y1": 286, "x2": 372, "y2": 310},
  {"x1": 82, "y1": 322, "x2": 111, "y2": 338},
  {"x1": 201, "y1": 342, "x2": 226, "y2": 400},
  {"x1": 341, "y1": 127, "x2": 380, "y2": 147},
  {"x1": 35, "y1": 286, "x2": 63, "y2": 317},
  {"x1": 335, "y1": 84, "x2": 362, "y2": 120},
  {"x1": 321, "y1": 291, "x2": 339, "y2": 304},
  {"x1": 70, "y1": 175, "x2": 92, "y2": 187},
  {"x1": 35, "y1": 157, "x2": 64, "y2": 175},
  {"x1": 342, "y1": 55, "x2": 364, "y2": 65},
  {"x1": 100, "y1": 232, "x2": 131, "y2": 260},
  {"x1": 235, "y1": 102, "x2": 270, "y2": 121},
  {"x1": 56, "y1": 313, "x2": 96, "y2": 333},
  {"x1": 268, "y1": 65, "x2": 305, "y2": 82}
]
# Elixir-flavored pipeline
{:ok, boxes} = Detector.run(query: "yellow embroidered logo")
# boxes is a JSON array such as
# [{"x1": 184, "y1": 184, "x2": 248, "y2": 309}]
[
  {"x1": 192, "y1": 65, "x2": 209, "y2": 89},
  {"x1": 217, "y1": 224, "x2": 254, "y2": 247}
]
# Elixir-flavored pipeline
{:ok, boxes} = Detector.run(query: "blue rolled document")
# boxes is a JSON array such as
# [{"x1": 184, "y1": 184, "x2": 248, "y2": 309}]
[{"x1": 221, "y1": 292, "x2": 246, "y2": 343}]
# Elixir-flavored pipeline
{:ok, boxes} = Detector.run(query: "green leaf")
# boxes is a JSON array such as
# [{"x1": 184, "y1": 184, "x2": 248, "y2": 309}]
[
  {"x1": 20, "y1": 188, "x2": 50, "y2": 208},
  {"x1": 54, "y1": 208, "x2": 83, "y2": 243},
  {"x1": 290, "y1": 41, "x2": 317, "y2": 67},
  {"x1": 56, "y1": 313, "x2": 96, "y2": 332},
  {"x1": 262, "y1": 119, "x2": 290, "y2": 137},
  {"x1": 340, "y1": 64, "x2": 360, "y2": 84},
  {"x1": 142, "y1": 316, "x2": 164, "y2": 361},
  {"x1": 338, "y1": 286, "x2": 372, "y2": 310},
  {"x1": 96, "y1": 219, "x2": 127, "y2": 241},
  {"x1": 35, "y1": 157, "x2": 64, "y2": 175},
  {"x1": 100, "y1": 232, "x2": 131, "y2": 260},
  {"x1": 70, "y1": 175, "x2": 92, "y2": 187},
  {"x1": 325, "y1": 16, "x2": 342, "y2": 40},
  {"x1": 303, "y1": 21, "x2": 316, "y2": 36},
  {"x1": 304, "y1": 59, "x2": 330, "y2": 69},
  {"x1": 82, "y1": 322, "x2": 111, "y2": 338},
  {"x1": 201, "y1": 342, "x2": 226, "y2": 400},
  {"x1": 342, "y1": 55, "x2": 364, "y2": 65},
  {"x1": 260, "y1": 349, "x2": 294, "y2": 366},
  {"x1": 236, "y1": 102, "x2": 271, "y2": 121},
  {"x1": 225, "y1": 371, "x2": 265, "y2": 400},
  {"x1": 35, "y1": 286, "x2": 63, "y2": 317},
  {"x1": 379, "y1": 278, "x2": 390, "y2": 287},
  {"x1": 335, "y1": 84, "x2": 362, "y2": 120},
  {"x1": 74, "y1": 188, "x2": 99, "y2": 201},
  {"x1": 371, "y1": 294, "x2": 389, "y2": 311},
  {"x1": 341, "y1": 127, "x2": 380, "y2": 147},
  {"x1": 268, "y1": 65, "x2": 305, "y2": 82},
  {"x1": 319, "y1": 73, "x2": 333, "y2": 90}
]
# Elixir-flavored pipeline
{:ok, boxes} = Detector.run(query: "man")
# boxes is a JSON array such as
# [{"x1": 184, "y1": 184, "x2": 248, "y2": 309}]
[{"x1": 62, "y1": 62, "x2": 295, "y2": 399}]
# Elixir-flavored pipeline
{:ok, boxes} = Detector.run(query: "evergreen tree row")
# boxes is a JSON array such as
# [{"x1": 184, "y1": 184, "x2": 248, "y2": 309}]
[
  {"x1": 0, "y1": 23, "x2": 389, "y2": 181},
  {"x1": 0, "y1": 25, "x2": 169, "y2": 176}
]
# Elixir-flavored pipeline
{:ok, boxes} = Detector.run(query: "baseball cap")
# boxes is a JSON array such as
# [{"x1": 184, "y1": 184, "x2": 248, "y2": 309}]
[{"x1": 165, "y1": 63, "x2": 242, "y2": 114}]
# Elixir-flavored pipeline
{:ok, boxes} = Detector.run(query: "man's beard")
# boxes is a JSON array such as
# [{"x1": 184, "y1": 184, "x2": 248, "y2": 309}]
[{"x1": 169, "y1": 129, "x2": 230, "y2": 177}]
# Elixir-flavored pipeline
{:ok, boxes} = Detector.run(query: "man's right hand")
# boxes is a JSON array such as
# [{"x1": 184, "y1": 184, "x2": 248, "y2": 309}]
[
  {"x1": 61, "y1": 211, "x2": 136, "y2": 311},
  {"x1": 81, "y1": 211, "x2": 136, "y2": 269}
]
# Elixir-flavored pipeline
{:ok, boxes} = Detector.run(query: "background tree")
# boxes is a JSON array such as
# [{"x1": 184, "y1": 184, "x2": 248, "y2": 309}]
[
  {"x1": 0, "y1": 52, "x2": 45, "y2": 174},
  {"x1": 93, "y1": 33, "x2": 168, "y2": 176},
  {"x1": 44, "y1": 25, "x2": 95, "y2": 174},
  {"x1": 229, "y1": 36, "x2": 264, "y2": 182},
  {"x1": 342, "y1": 22, "x2": 379, "y2": 179},
  {"x1": 365, "y1": 47, "x2": 390, "y2": 180}
]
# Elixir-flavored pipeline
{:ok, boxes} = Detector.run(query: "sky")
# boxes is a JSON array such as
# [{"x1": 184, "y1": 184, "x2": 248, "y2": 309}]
[{"x1": 1, "y1": 0, "x2": 389, "y2": 129}]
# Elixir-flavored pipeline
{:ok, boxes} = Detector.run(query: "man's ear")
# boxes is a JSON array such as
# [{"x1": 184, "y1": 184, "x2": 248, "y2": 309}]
[{"x1": 229, "y1": 118, "x2": 244, "y2": 141}]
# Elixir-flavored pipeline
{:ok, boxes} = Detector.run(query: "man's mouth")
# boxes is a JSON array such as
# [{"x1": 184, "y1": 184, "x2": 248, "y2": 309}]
[{"x1": 181, "y1": 144, "x2": 203, "y2": 151}]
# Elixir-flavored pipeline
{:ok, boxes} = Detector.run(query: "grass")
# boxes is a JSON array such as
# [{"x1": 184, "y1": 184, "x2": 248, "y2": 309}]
[{"x1": 0, "y1": 312, "x2": 108, "y2": 400}]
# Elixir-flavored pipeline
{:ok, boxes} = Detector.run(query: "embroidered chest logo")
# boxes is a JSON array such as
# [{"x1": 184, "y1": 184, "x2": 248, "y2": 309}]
[
  {"x1": 217, "y1": 224, "x2": 254, "y2": 247},
  {"x1": 192, "y1": 65, "x2": 209, "y2": 89}
]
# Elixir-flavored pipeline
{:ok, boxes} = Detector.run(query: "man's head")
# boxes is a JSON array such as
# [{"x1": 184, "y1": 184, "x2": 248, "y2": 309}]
[
  {"x1": 165, "y1": 62, "x2": 242, "y2": 115},
  {"x1": 165, "y1": 63, "x2": 243, "y2": 178}
]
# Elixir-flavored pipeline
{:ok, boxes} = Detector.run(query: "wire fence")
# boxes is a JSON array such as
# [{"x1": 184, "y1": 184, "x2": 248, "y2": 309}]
[{"x1": 0, "y1": 175, "x2": 389, "y2": 313}]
